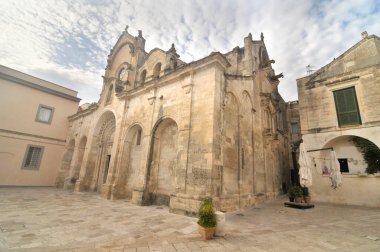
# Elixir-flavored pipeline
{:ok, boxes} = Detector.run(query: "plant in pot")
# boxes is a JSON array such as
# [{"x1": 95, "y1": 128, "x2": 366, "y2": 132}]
[
  {"x1": 197, "y1": 198, "x2": 216, "y2": 240},
  {"x1": 288, "y1": 186, "x2": 296, "y2": 202},
  {"x1": 293, "y1": 186, "x2": 303, "y2": 203},
  {"x1": 302, "y1": 186, "x2": 311, "y2": 203}
]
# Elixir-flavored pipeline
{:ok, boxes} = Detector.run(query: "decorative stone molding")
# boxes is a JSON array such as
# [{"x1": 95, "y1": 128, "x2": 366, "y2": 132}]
[
  {"x1": 182, "y1": 83, "x2": 193, "y2": 94},
  {"x1": 148, "y1": 96, "x2": 156, "y2": 105}
]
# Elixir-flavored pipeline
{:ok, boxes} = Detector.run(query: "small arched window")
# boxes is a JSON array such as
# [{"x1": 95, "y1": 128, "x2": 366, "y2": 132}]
[
  {"x1": 106, "y1": 84, "x2": 113, "y2": 103},
  {"x1": 140, "y1": 70, "x2": 147, "y2": 84},
  {"x1": 153, "y1": 63, "x2": 161, "y2": 79},
  {"x1": 118, "y1": 68, "x2": 126, "y2": 80}
]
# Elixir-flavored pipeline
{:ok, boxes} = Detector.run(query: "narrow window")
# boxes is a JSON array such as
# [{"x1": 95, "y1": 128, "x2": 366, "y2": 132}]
[
  {"x1": 241, "y1": 148, "x2": 245, "y2": 169},
  {"x1": 153, "y1": 63, "x2": 161, "y2": 79},
  {"x1": 35, "y1": 105, "x2": 54, "y2": 124},
  {"x1": 22, "y1": 145, "x2": 44, "y2": 170},
  {"x1": 333, "y1": 87, "x2": 361, "y2": 126},
  {"x1": 338, "y1": 158, "x2": 349, "y2": 173},
  {"x1": 140, "y1": 70, "x2": 147, "y2": 84},
  {"x1": 136, "y1": 129, "x2": 142, "y2": 146},
  {"x1": 118, "y1": 68, "x2": 126, "y2": 79},
  {"x1": 103, "y1": 155, "x2": 111, "y2": 184}
]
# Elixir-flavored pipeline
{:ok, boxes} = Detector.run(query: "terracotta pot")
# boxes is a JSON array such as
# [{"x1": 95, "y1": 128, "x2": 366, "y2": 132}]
[
  {"x1": 295, "y1": 197, "x2": 302, "y2": 203},
  {"x1": 198, "y1": 224, "x2": 215, "y2": 240},
  {"x1": 304, "y1": 196, "x2": 311, "y2": 204}
]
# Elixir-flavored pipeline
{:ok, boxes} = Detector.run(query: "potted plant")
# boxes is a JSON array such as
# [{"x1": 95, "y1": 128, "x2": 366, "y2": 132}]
[
  {"x1": 288, "y1": 186, "x2": 296, "y2": 202},
  {"x1": 293, "y1": 186, "x2": 303, "y2": 203},
  {"x1": 302, "y1": 187, "x2": 311, "y2": 203},
  {"x1": 197, "y1": 198, "x2": 216, "y2": 240}
]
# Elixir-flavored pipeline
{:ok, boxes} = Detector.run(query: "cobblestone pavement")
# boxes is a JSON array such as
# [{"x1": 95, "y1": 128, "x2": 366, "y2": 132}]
[{"x1": 0, "y1": 187, "x2": 379, "y2": 252}]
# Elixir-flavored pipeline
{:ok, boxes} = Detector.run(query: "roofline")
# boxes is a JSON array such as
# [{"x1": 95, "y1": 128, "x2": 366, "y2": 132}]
[
  {"x1": 0, "y1": 66, "x2": 81, "y2": 102},
  {"x1": 0, "y1": 65, "x2": 79, "y2": 94},
  {"x1": 297, "y1": 34, "x2": 380, "y2": 81}
]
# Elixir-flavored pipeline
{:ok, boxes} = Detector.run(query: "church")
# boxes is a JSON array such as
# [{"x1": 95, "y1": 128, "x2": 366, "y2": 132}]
[{"x1": 55, "y1": 27, "x2": 292, "y2": 214}]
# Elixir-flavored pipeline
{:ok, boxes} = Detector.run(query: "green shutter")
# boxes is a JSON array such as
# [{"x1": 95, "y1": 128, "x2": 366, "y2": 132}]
[{"x1": 334, "y1": 87, "x2": 361, "y2": 126}]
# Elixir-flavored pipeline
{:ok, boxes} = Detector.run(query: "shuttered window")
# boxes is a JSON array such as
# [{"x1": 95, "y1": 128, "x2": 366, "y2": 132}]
[
  {"x1": 22, "y1": 145, "x2": 44, "y2": 170},
  {"x1": 333, "y1": 87, "x2": 361, "y2": 126}
]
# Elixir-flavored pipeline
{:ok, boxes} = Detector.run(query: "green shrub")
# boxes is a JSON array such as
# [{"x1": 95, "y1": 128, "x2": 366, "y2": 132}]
[
  {"x1": 292, "y1": 186, "x2": 303, "y2": 197},
  {"x1": 351, "y1": 136, "x2": 380, "y2": 174},
  {"x1": 198, "y1": 198, "x2": 216, "y2": 228},
  {"x1": 288, "y1": 186, "x2": 296, "y2": 197},
  {"x1": 302, "y1": 187, "x2": 309, "y2": 196}
]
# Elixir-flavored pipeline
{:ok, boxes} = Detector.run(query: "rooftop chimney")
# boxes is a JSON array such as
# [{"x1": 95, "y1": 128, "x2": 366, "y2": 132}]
[{"x1": 361, "y1": 31, "x2": 368, "y2": 39}]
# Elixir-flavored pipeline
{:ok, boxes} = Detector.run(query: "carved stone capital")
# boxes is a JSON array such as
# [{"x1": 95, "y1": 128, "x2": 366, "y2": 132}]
[{"x1": 182, "y1": 83, "x2": 193, "y2": 94}]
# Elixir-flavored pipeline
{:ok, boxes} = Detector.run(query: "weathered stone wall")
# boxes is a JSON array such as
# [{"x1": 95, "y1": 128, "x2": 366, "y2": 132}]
[
  {"x1": 297, "y1": 34, "x2": 380, "y2": 207},
  {"x1": 57, "y1": 29, "x2": 292, "y2": 213}
]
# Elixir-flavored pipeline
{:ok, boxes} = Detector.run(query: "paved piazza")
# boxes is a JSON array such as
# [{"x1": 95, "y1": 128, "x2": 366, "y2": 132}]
[{"x1": 0, "y1": 187, "x2": 379, "y2": 252}]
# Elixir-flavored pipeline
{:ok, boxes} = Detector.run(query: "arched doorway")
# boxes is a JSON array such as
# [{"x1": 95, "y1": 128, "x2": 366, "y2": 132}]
[
  {"x1": 82, "y1": 111, "x2": 116, "y2": 192},
  {"x1": 114, "y1": 124, "x2": 143, "y2": 199},
  {"x1": 146, "y1": 118, "x2": 178, "y2": 205}
]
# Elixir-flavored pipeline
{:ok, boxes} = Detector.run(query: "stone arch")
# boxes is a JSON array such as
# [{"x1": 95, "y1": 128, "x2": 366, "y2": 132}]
[
  {"x1": 153, "y1": 63, "x2": 162, "y2": 79},
  {"x1": 146, "y1": 117, "x2": 179, "y2": 205},
  {"x1": 222, "y1": 92, "x2": 240, "y2": 195},
  {"x1": 242, "y1": 90, "x2": 253, "y2": 110},
  {"x1": 114, "y1": 124, "x2": 144, "y2": 199},
  {"x1": 140, "y1": 70, "x2": 147, "y2": 85},
  {"x1": 82, "y1": 111, "x2": 116, "y2": 192},
  {"x1": 318, "y1": 135, "x2": 378, "y2": 175},
  {"x1": 56, "y1": 138, "x2": 75, "y2": 188}
]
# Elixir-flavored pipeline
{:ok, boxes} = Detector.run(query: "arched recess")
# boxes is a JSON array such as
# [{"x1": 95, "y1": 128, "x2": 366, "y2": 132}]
[
  {"x1": 139, "y1": 70, "x2": 147, "y2": 85},
  {"x1": 70, "y1": 136, "x2": 87, "y2": 179},
  {"x1": 241, "y1": 91, "x2": 254, "y2": 194},
  {"x1": 106, "y1": 84, "x2": 113, "y2": 103},
  {"x1": 153, "y1": 63, "x2": 162, "y2": 79},
  {"x1": 146, "y1": 118, "x2": 178, "y2": 205},
  {"x1": 318, "y1": 135, "x2": 378, "y2": 175},
  {"x1": 114, "y1": 124, "x2": 143, "y2": 199},
  {"x1": 82, "y1": 111, "x2": 116, "y2": 192},
  {"x1": 57, "y1": 139, "x2": 75, "y2": 188},
  {"x1": 222, "y1": 92, "x2": 240, "y2": 195}
]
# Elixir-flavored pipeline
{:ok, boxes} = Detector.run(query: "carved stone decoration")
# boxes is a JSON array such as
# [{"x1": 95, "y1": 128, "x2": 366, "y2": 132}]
[
  {"x1": 129, "y1": 44, "x2": 135, "y2": 56},
  {"x1": 182, "y1": 83, "x2": 193, "y2": 94},
  {"x1": 168, "y1": 43, "x2": 180, "y2": 58},
  {"x1": 148, "y1": 96, "x2": 156, "y2": 105}
]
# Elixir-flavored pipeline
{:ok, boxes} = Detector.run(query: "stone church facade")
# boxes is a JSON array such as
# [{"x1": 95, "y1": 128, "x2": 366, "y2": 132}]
[{"x1": 56, "y1": 28, "x2": 291, "y2": 214}]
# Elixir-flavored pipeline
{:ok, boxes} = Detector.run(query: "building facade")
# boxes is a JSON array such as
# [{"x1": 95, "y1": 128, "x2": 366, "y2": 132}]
[
  {"x1": 0, "y1": 65, "x2": 80, "y2": 186},
  {"x1": 297, "y1": 32, "x2": 380, "y2": 207},
  {"x1": 56, "y1": 28, "x2": 291, "y2": 213}
]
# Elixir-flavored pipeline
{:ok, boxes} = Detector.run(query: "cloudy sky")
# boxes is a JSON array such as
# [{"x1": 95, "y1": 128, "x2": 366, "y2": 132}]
[{"x1": 1, "y1": 0, "x2": 379, "y2": 103}]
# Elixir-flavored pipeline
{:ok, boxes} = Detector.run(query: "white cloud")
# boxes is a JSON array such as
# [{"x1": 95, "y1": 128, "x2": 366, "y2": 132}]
[{"x1": 0, "y1": 0, "x2": 379, "y2": 104}]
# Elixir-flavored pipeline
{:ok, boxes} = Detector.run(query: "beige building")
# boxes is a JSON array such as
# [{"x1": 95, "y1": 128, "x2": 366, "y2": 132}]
[
  {"x1": 56, "y1": 28, "x2": 291, "y2": 214},
  {"x1": 0, "y1": 65, "x2": 80, "y2": 186},
  {"x1": 297, "y1": 32, "x2": 380, "y2": 207}
]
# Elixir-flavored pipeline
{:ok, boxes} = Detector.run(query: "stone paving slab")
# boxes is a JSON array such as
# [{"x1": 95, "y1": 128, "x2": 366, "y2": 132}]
[{"x1": 0, "y1": 187, "x2": 380, "y2": 251}]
